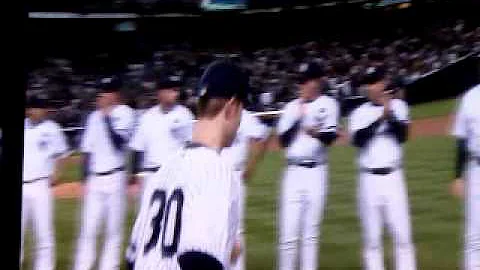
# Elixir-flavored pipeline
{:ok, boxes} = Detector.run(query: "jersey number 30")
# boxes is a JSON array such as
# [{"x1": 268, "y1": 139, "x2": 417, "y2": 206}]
[{"x1": 144, "y1": 188, "x2": 184, "y2": 257}]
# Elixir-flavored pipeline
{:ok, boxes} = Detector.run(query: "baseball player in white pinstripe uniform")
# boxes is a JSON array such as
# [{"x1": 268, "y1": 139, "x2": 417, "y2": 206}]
[
  {"x1": 349, "y1": 66, "x2": 416, "y2": 270},
  {"x1": 451, "y1": 83, "x2": 480, "y2": 270},
  {"x1": 22, "y1": 97, "x2": 68, "y2": 270},
  {"x1": 277, "y1": 62, "x2": 339, "y2": 270},
  {"x1": 73, "y1": 77, "x2": 135, "y2": 270},
  {"x1": 129, "y1": 75, "x2": 194, "y2": 201},
  {"x1": 221, "y1": 109, "x2": 269, "y2": 270},
  {"x1": 126, "y1": 61, "x2": 251, "y2": 270}
]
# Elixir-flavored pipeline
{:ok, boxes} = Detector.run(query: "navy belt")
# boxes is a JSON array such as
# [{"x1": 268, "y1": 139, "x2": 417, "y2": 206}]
[
  {"x1": 95, "y1": 166, "x2": 125, "y2": 176},
  {"x1": 23, "y1": 176, "x2": 49, "y2": 184},
  {"x1": 287, "y1": 158, "x2": 324, "y2": 168},
  {"x1": 361, "y1": 167, "x2": 399, "y2": 175},
  {"x1": 142, "y1": 166, "x2": 161, "y2": 173}
]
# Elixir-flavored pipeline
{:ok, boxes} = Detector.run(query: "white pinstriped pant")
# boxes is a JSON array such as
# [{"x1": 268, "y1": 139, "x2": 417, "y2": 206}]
[
  {"x1": 74, "y1": 171, "x2": 127, "y2": 270},
  {"x1": 358, "y1": 169, "x2": 416, "y2": 270},
  {"x1": 21, "y1": 179, "x2": 55, "y2": 270},
  {"x1": 465, "y1": 160, "x2": 480, "y2": 270},
  {"x1": 278, "y1": 164, "x2": 328, "y2": 270}
]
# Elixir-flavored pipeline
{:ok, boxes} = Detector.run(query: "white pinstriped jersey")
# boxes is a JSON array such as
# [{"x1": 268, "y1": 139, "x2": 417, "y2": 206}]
[
  {"x1": 452, "y1": 84, "x2": 480, "y2": 158},
  {"x1": 128, "y1": 144, "x2": 240, "y2": 270},
  {"x1": 277, "y1": 96, "x2": 339, "y2": 163},
  {"x1": 129, "y1": 105, "x2": 194, "y2": 169},
  {"x1": 23, "y1": 119, "x2": 68, "y2": 181},
  {"x1": 221, "y1": 110, "x2": 269, "y2": 172},
  {"x1": 348, "y1": 99, "x2": 409, "y2": 168}
]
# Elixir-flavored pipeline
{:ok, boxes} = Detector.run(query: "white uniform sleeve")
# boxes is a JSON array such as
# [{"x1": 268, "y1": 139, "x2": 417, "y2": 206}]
[
  {"x1": 320, "y1": 99, "x2": 340, "y2": 133},
  {"x1": 392, "y1": 99, "x2": 410, "y2": 123},
  {"x1": 243, "y1": 111, "x2": 269, "y2": 140},
  {"x1": 171, "y1": 108, "x2": 195, "y2": 144},
  {"x1": 51, "y1": 123, "x2": 68, "y2": 158},
  {"x1": 277, "y1": 102, "x2": 300, "y2": 135},
  {"x1": 452, "y1": 96, "x2": 469, "y2": 139},
  {"x1": 112, "y1": 106, "x2": 135, "y2": 141},
  {"x1": 348, "y1": 107, "x2": 363, "y2": 133},
  {"x1": 80, "y1": 113, "x2": 94, "y2": 153},
  {"x1": 179, "y1": 164, "x2": 239, "y2": 267},
  {"x1": 349, "y1": 103, "x2": 387, "y2": 133},
  {"x1": 129, "y1": 115, "x2": 148, "y2": 152}
]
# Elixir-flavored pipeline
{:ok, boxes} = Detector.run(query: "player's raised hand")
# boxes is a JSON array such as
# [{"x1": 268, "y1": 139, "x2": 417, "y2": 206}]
[
  {"x1": 450, "y1": 178, "x2": 465, "y2": 199},
  {"x1": 381, "y1": 92, "x2": 393, "y2": 119}
]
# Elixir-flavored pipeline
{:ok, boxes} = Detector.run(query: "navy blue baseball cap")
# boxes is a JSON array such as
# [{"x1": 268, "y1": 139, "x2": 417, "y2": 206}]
[
  {"x1": 297, "y1": 62, "x2": 326, "y2": 84},
  {"x1": 157, "y1": 74, "x2": 183, "y2": 90},
  {"x1": 97, "y1": 76, "x2": 122, "y2": 93},
  {"x1": 362, "y1": 65, "x2": 388, "y2": 85},
  {"x1": 26, "y1": 96, "x2": 49, "y2": 109},
  {"x1": 196, "y1": 60, "x2": 251, "y2": 105}
]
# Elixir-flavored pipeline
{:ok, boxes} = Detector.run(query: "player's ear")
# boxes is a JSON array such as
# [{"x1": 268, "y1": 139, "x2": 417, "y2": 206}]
[{"x1": 223, "y1": 97, "x2": 241, "y2": 120}]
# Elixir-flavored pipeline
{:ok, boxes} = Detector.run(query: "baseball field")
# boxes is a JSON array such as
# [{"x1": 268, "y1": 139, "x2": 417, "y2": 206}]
[{"x1": 22, "y1": 98, "x2": 464, "y2": 270}]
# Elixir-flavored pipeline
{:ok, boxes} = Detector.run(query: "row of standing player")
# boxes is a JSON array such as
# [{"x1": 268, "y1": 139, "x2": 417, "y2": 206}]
[
  {"x1": 21, "y1": 60, "x2": 479, "y2": 270},
  {"x1": 21, "y1": 63, "x2": 270, "y2": 270}
]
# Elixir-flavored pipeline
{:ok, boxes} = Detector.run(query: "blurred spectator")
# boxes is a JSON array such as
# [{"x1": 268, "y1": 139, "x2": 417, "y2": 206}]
[{"x1": 27, "y1": 21, "x2": 479, "y2": 130}]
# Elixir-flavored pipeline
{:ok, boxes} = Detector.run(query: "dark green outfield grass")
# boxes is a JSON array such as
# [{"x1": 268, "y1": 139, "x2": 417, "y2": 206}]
[
  {"x1": 22, "y1": 135, "x2": 464, "y2": 270},
  {"x1": 410, "y1": 98, "x2": 457, "y2": 120}
]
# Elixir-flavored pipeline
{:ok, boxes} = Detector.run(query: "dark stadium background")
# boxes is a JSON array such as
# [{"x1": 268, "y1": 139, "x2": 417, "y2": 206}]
[{"x1": 26, "y1": 0, "x2": 479, "y2": 148}]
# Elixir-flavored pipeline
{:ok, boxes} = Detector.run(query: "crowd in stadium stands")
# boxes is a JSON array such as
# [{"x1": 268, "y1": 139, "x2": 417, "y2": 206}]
[{"x1": 27, "y1": 21, "x2": 480, "y2": 129}]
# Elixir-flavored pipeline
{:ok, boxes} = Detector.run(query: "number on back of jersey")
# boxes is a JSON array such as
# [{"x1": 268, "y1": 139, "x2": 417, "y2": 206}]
[{"x1": 143, "y1": 188, "x2": 184, "y2": 258}]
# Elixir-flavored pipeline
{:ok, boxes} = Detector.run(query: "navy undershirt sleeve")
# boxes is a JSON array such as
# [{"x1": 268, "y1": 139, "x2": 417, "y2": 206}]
[
  {"x1": 279, "y1": 120, "x2": 301, "y2": 148},
  {"x1": 104, "y1": 115, "x2": 125, "y2": 151},
  {"x1": 352, "y1": 119, "x2": 383, "y2": 148},
  {"x1": 386, "y1": 115, "x2": 408, "y2": 143},
  {"x1": 309, "y1": 131, "x2": 338, "y2": 146},
  {"x1": 455, "y1": 138, "x2": 468, "y2": 178}
]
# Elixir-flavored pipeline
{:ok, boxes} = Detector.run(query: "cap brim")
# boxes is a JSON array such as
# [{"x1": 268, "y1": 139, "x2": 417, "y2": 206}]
[
  {"x1": 157, "y1": 82, "x2": 183, "y2": 90},
  {"x1": 98, "y1": 88, "x2": 120, "y2": 94}
]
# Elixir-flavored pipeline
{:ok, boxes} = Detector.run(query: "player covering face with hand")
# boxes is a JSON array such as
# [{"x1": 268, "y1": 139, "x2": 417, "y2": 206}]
[
  {"x1": 74, "y1": 77, "x2": 135, "y2": 270},
  {"x1": 126, "y1": 60, "x2": 250, "y2": 270}
]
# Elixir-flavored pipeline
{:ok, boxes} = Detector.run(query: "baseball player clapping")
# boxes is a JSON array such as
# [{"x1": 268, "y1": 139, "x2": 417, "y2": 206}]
[{"x1": 348, "y1": 66, "x2": 416, "y2": 270}]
